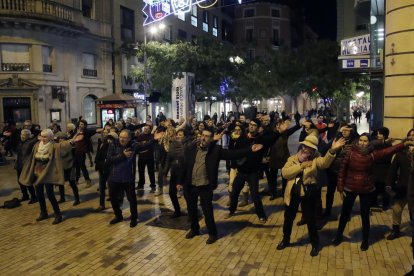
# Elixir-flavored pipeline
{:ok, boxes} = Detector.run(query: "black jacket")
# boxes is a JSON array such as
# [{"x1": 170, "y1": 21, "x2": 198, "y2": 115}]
[
  {"x1": 236, "y1": 132, "x2": 280, "y2": 173},
  {"x1": 269, "y1": 124, "x2": 301, "y2": 169},
  {"x1": 95, "y1": 141, "x2": 110, "y2": 173},
  {"x1": 183, "y1": 143, "x2": 250, "y2": 190},
  {"x1": 228, "y1": 135, "x2": 250, "y2": 169},
  {"x1": 387, "y1": 150, "x2": 413, "y2": 196},
  {"x1": 15, "y1": 137, "x2": 38, "y2": 172}
]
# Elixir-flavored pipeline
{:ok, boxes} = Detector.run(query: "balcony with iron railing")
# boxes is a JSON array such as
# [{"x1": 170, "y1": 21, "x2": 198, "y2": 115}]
[
  {"x1": 82, "y1": 68, "x2": 97, "y2": 77},
  {"x1": 1, "y1": 63, "x2": 30, "y2": 71},
  {"x1": 0, "y1": 0, "x2": 83, "y2": 24},
  {"x1": 0, "y1": 0, "x2": 112, "y2": 38}
]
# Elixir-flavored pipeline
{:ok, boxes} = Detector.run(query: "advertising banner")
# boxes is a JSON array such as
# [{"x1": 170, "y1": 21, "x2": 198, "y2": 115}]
[{"x1": 171, "y1": 72, "x2": 195, "y2": 121}]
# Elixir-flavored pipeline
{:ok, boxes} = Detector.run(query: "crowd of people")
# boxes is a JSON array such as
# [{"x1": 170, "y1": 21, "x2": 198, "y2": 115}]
[{"x1": 1, "y1": 110, "x2": 414, "y2": 273}]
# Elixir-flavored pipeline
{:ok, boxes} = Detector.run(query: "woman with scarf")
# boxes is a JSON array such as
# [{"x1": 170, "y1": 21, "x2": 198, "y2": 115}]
[
  {"x1": 19, "y1": 129, "x2": 78, "y2": 224},
  {"x1": 332, "y1": 133, "x2": 414, "y2": 251},
  {"x1": 277, "y1": 134, "x2": 345, "y2": 256}
]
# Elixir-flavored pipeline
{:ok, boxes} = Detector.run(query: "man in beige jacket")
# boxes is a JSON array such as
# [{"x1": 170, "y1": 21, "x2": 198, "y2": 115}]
[{"x1": 276, "y1": 134, "x2": 345, "y2": 257}]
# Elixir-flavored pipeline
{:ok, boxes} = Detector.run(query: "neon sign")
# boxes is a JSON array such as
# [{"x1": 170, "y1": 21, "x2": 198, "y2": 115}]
[{"x1": 143, "y1": 0, "x2": 209, "y2": 26}]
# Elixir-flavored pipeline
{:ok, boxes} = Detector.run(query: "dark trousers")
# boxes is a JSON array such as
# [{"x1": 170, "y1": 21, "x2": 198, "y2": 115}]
[
  {"x1": 109, "y1": 181, "x2": 137, "y2": 221},
  {"x1": 17, "y1": 170, "x2": 36, "y2": 199},
  {"x1": 35, "y1": 183, "x2": 61, "y2": 216},
  {"x1": 138, "y1": 158, "x2": 155, "y2": 188},
  {"x1": 336, "y1": 191, "x2": 374, "y2": 242},
  {"x1": 187, "y1": 185, "x2": 217, "y2": 236},
  {"x1": 373, "y1": 181, "x2": 390, "y2": 208},
  {"x1": 74, "y1": 153, "x2": 90, "y2": 181},
  {"x1": 169, "y1": 174, "x2": 181, "y2": 213},
  {"x1": 261, "y1": 163, "x2": 271, "y2": 187},
  {"x1": 58, "y1": 169, "x2": 79, "y2": 201},
  {"x1": 325, "y1": 170, "x2": 338, "y2": 215},
  {"x1": 268, "y1": 168, "x2": 288, "y2": 196},
  {"x1": 282, "y1": 192, "x2": 319, "y2": 246},
  {"x1": 98, "y1": 170, "x2": 108, "y2": 207},
  {"x1": 157, "y1": 162, "x2": 165, "y2": 188},
  {"x1": 229, "y1": 171, "x2": 266, "y2": 218}
]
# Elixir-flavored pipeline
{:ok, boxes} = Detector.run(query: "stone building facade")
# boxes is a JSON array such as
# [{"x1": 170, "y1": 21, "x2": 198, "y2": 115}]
[{"x1": 0, "y1": 0, "x2": 113, "y2": 129}]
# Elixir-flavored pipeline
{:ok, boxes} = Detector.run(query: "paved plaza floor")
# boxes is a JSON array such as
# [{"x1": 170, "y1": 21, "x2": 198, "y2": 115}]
[{"x1": 2, "y1": 119, "x2": 411, "y2": 275}]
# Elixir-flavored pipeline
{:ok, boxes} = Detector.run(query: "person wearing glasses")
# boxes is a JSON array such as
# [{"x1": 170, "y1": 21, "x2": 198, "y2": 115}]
[{"x1": 227, "y1": 124, "x2": 250, "y2": 207}]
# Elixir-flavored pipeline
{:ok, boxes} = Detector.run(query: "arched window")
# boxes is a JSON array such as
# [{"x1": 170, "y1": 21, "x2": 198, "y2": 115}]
[{"x1": 83, "y1": 95, "x2": 97, "y2": 124}]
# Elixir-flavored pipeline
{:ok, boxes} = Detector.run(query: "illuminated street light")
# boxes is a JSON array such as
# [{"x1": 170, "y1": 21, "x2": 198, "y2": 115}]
[{"x1": 144, "y1": 23, "x2": 165, "y2": 119}]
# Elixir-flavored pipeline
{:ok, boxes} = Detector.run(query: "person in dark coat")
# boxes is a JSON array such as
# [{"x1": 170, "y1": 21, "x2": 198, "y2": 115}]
[
  {"x1": 385, "y1": 128, "x2": 414, "y2": 240},
  {"x1": 163, "y1": 129, "x2": 189, "y2": 218},
  {"x1": 73, "y1": 119, "x2": 97, "y2": 187},
  {"x1": 136, "y1": 124, "x2": 156, "y2": 191},
  {"x1": 94, "y1": 130, "x2": 113, "y2": 211},
  {"x1": 14, "y1": 129, "x2": 38, "y2": 203},
  {"x1": 182, "y1": 129, "x2": 263, "y2": 244},
  {"x1": 228, "y1": 119, "x2": 282, "y2": 222},
  {"x1": 268, "y1": 119, "x2": 301, "y2": 199},
  {"x1": 106, "y1": 129, "x2": 154, "y2": 228},
  {"x1": 371, "y1": 127, "x2": 393, "y2": 210},
  {"x1": 294, "y1": 111, "x2": 301, "y2": 125},
  {"x1": 227, "y1": 124, "x2": 250, "y2": 207},
  {"x1": 332, "y1": 133, "x2": 414, "y2": 251}
]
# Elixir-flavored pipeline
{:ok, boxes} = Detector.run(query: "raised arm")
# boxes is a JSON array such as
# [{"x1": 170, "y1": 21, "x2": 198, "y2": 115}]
[
  {"x1": 372, "y1": 142, "x2": 405, "y2": 161},
  {"x1": 106, "y1": 144, "x2": 125, "y2": 164}
]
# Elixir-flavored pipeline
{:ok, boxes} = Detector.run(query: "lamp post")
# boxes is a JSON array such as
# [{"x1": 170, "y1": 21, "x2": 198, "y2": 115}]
[
  {"x1": 228, "y1": 56, "x2": 244, "y2": 120},
  {"x1": 143, "y1": 23, "x2": 165, "y2": 121}
]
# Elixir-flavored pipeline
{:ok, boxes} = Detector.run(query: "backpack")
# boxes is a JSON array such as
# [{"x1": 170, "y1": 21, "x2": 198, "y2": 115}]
[{"x1": 2, "y1": 198, "x2": 21, "y2": 209}]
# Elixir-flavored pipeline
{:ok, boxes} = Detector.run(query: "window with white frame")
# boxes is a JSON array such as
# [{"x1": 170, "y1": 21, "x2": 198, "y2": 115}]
[
  {"x1": 202, "y1": 10, "x2": 209, "y2": 32},
  {"x1": 42, "y1": 46, "x2": 52, "y2": 72},
  {"x1": 177, "y1": 11, "x2": 185, "y2": 21},
  {"x1": 82, "y1": 53, "x2": 97, "y2": 77},
  {"x1": 0, "y1": 44, "x2": 30, "y2": 71},
  {"x1": 212, "y1": 15, "x2": 218, "y2": 37},
  {"x1": 191, "y1": 5, "x2": 198, "y2": 27}
]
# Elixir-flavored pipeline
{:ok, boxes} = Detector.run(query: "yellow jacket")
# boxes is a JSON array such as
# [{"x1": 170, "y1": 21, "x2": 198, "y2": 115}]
[{"x1": 282, "y1": 150, "x2": 336, "y2": 206}]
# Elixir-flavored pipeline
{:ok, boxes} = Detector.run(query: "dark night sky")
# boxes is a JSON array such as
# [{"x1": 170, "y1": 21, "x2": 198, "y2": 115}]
[
  {"x1": 303, "y1": 0, "x2": 337, "y2": 40},
  {"x1": 224, "y1": 0, "x2": 337, "y2": 40}
]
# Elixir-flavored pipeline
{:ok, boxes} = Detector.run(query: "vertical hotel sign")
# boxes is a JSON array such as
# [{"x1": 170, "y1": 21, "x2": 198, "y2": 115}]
[{"x1": 172, "y1": 73, "x2": 195, "y2": 121}]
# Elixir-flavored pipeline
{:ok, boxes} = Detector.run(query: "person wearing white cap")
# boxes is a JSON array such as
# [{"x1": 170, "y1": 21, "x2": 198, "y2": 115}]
[{"x1": 277, "y1": 134, "x2": 346, "y2": 257}]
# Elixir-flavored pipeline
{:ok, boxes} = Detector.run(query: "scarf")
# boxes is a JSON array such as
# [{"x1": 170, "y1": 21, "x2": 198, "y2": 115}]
[
  {"x1": 356, "y1": 145, "x2": 371, "y2": 155},
  {"x1": 35, "y1": 141, "x2": 51, "y2": 160}
]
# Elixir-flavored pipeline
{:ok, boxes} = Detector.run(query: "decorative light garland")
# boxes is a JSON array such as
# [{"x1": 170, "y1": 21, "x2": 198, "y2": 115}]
[{"x1": 197, "y1": 0, "x2": 218, "y2": 9}]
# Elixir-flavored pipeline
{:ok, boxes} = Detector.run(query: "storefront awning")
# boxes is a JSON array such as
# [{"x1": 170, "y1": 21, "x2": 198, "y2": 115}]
[{"x1": 95, "y1": 93, "x2": 138, "y2": 108}]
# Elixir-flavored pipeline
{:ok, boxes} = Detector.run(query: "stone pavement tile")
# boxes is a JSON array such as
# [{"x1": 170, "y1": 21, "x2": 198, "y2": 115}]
[{"x1": 1, "y1": 151, "x2": 414, "y2": 275}]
